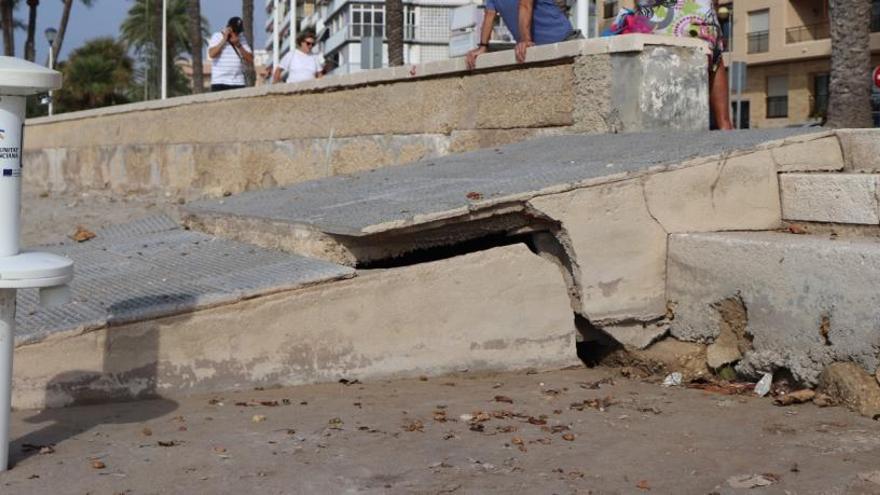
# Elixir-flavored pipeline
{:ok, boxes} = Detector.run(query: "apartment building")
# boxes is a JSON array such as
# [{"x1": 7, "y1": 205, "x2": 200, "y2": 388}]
[
  {"x1": 316, "y1": 0, "x2": 474, "y2": 74},
  {"x1": 727, "y1": 0, "x2": 880, "y2": 127},
  {"x1": 264, "y1": 0, "x2": 318, "y2": 68}
]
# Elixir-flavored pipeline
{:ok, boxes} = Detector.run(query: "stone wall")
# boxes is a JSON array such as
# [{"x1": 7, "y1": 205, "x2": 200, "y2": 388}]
[{"x1": 22, "y1": 35, "x2": 709, "y2": 199}]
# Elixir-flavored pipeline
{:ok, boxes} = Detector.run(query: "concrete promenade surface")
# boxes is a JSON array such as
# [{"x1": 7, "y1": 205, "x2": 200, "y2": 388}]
[{"x1": 3, "y1": 367, "x2": 880, "y2": 495}]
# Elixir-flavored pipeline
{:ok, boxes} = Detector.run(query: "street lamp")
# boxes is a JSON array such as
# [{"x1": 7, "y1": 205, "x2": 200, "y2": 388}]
[
  {"x1": 44, "y1": 27, "x2": 57, "y2": 116},
  {"x1": 161, "y1": 0, "x2": 167, "y2": 99}
]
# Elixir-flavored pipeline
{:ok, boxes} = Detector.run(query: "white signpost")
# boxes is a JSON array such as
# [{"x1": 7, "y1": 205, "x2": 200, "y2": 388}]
[{"x1": 0, "y1": 56, "x2": 73, "y2": 472}]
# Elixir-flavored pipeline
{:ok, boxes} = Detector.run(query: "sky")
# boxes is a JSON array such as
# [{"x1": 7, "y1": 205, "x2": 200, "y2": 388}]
[{"x1": 26, "y1": 0, "x2": 269, "y2": 64}]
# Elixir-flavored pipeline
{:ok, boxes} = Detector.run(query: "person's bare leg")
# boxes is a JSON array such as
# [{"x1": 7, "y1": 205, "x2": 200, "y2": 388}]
[{"x1": 710, "y1": 59, "x2": 734, "y2": 130}]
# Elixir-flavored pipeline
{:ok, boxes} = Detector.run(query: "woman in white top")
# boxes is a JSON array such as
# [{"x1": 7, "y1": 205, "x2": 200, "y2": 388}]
[{"x1": 273, "y1": 30, "x2": 324, "y2": 84}]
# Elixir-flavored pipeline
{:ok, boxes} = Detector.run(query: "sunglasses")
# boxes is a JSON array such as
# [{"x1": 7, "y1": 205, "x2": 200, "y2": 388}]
[{"x1": 303, "y1": 40, "x2": 315, "y2": 46}]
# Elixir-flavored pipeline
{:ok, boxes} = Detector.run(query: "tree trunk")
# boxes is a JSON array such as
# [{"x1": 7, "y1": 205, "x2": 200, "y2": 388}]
[
  {"x1": 827, "y1": 0, "x2": 873, "y2": 128},
  {"x1": 242, "y1": 0, "x2": 255, "y2": 86},
  {"x1": 187, "y1": 0, "x2": 204, "y2": 93},
  {"x1": 386, "y1": 0, "x2": 404, "y2": 66},
  {"x1": 25, "y1": 0, "x2": 39, "y2": 62},
  {"x1": 0, "y1": 0, "x2": 15, "y2": 57},
  {"x1": 151, "y1": 0, "x2": 163, "y2": 99},
  {"x1": 52, "y1": 0, "x2": 74, "y2": 62}
]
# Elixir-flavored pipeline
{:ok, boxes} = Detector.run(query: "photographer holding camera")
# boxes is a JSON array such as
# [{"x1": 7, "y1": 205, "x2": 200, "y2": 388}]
[{"x1": 208, "y1": 16, "x2": 254, "y2": 92}]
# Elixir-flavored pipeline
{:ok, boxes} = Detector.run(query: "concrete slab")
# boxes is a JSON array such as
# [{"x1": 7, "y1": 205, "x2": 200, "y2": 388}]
[
  {"x1": 14, "y1": 215, "x2": 355, "y2": 346},
  {"x1": 780, "y1": 173, "x2": 880, "y2": 225},
  {"x1": 184, "y1": 129, "x2": 822, "y2": 237},
  {"x1": 668, "y1": 231, "x2": 880, "y2": 385},
  {"x1": 13, "y1": 244, "x2": 578, "y2": 409},
  {"x1": 838, "y1": 129, "x2": 880, "y2": 172}
]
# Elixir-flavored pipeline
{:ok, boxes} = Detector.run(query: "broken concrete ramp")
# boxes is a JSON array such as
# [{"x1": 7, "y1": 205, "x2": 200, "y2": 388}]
[
  {"x1": 183, "y1": 128, "x2": 823, "y2": 265},
  {"x1": 13, "y1": 216, "x2": 578, "y2": 409}
]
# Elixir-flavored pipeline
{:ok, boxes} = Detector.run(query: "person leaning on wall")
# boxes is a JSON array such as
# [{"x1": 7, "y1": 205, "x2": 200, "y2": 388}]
[
  {"x1": 465, "y1": 0, "x2": 581, "y2": 70},
  {"x1": 208, "y1": 16, "x2": 254, "y2": 92}
]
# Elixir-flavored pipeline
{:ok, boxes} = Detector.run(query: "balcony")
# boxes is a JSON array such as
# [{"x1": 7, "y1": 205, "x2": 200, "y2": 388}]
[
  {"x1": 404, "y1": 26, "x2": 450, "y2": 44},
  {"x1": 747, "y1": 31, "x2": 769, "y2": 53},
  {"x1": 324, "y1": 26, "x2": 350, "y2": 54},
  {"x1": 785, "y1": 22, "x2": 829, "y2": 44}
]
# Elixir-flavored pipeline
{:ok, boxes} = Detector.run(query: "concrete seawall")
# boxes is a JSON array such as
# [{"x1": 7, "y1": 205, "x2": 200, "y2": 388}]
[{"x1": 22, "y1": 35, "x2": 708, "y2": 199}]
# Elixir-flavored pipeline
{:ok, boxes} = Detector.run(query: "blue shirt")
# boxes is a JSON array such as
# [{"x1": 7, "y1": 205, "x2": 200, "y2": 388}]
[{"x1": 485, "y1": 0, "x2": 573, "y2": 44}]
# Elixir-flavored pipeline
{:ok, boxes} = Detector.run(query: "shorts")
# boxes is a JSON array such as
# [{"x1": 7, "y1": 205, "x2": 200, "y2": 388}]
[{"x1": 635, "y1": 0, "x2": 726, "y2": 71}]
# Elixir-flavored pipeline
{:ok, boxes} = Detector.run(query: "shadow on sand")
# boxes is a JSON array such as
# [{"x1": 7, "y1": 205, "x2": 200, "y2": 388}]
[{"x1": 10, "y1": 295, "x2": 192, "y2": 467}]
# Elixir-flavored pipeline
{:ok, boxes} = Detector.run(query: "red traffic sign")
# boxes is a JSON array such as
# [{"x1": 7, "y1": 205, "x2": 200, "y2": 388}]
[{"x1": 875, "y1": 66, "x2": 880, "y2": 89}]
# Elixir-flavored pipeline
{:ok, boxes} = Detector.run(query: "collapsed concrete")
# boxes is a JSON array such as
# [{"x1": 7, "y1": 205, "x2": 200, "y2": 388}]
[{"x1": 15, "y1": 127, "x2": 880, "y2": 409}]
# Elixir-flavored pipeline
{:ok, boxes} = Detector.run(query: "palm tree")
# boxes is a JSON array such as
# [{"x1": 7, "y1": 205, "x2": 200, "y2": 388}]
[
  {"x1": 24, "y1": 0, "x2": 37, "y2": 61},
  {"x1": 242, "y1": 0, "x2": 255, "y2": 86},
  {"x1": 0, "y1": 0, "x2": 15, "y2": 56},
  {"x1": 186, "y1": 0, "x2": 204, "y2": 93},
  {"x1": 386, "y1": 0, "x2": 403, "y2": 66},
  {"x1": 121, "y1": 0, "x2": 208, "y2": 99},
  {"x1": 55, "y1": 37, "x2": 135, "y2": 112},
  {"x1": 51, "y1": 0, "x2": 95, "y2": 64},
  {"x1": 827, "y1": 0, "x2": 873, "y2": 127}
]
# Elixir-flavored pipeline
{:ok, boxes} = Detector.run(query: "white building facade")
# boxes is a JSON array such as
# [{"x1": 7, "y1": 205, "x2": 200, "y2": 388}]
[
  {"x1": 264, "y1": 0, "x2": 319, "y2": 72},
  {"x1": 314, "y1": 0, "x2": 470, "y2": 75}
]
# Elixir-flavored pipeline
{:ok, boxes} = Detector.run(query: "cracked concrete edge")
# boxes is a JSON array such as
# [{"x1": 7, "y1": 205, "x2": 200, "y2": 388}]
[{"x1": 14, "y1": 270, "x2": 359, "y2": 351}]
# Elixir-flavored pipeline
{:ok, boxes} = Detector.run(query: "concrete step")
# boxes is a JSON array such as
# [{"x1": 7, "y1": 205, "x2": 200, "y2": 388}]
[
  {"x1": 780, "y1": 173, "x2": 880, "y2": 225},
  {"x1": 667, "y1": 231, "x2": 880, "y2": 386},
  {"x1": 838, "y1": 129, "x2": 880, "y2": 172}
]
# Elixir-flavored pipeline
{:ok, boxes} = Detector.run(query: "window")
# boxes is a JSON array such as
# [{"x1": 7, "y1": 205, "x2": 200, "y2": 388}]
[
  {"x1": 416, "y1": 7, "x2": 451, "y2": 42},
  {"x1": 730, "y1": 100, "x2": 750, "y2": 129},
  {"x1": 813, "y1": 73, "x2": 829, "y2": 118},
  {"x1": 603, "y1": 1, "x2": 618, "y2": 19},
  {"x1": 766, "y1": 75, "x2": 788, "y2": 118},
  {"x1": 873, "y1": 0, "x2": 880, "y2": 32},
  {"x1": 350, "y1": 3, "x2": 384, "y2": 38},
  {"x1": 404, "y1": 6, "x2": 416, "y2": 40},
  {"x1": 747, "y1": 10, "x2": 769, "y2": 53}
]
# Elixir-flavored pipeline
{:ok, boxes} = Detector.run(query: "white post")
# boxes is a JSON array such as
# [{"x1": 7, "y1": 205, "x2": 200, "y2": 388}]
[
  {"x1": 161, "y1": 0, "x2": 168, "y2": 99},
  {"x1": 0, "y1": 96, "x2": 24, "y2": 258},
  {"x1": 576, "y1": 0, "x2": 587, "y2": 35},
  {"x1": 0, "y1": 289, "x2": 15, "y2": 472},
  {"x1": 0, "y1": 94, "x2": 24, "y2": 472},
  {"x1": 273, "y1": 0, "x2": 281, "y2": 75},
  {"x1": 47, "y1": 47, "x2": 54, "y2": 116},
  {"x1": 0, "y1": 57, "x2": 71, "y2": 474}
]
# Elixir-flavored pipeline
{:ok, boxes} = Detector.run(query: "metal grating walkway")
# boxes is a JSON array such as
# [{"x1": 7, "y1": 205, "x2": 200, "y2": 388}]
[{"x1": 14, "y1": 215, "x2": 355, "y2": 345}]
